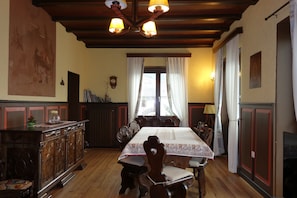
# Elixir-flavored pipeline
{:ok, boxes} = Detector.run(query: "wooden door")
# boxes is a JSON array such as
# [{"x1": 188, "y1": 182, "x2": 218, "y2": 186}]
[
  {"x1": 239, "y1": 107, "x2": 254, "y2": 179},
  {"x1": 87, "y1": 104, "x2": 117, "y2": 147},
  {"x1": 68, "y1": 71, "x2": 80, "y2": 121},
  {"x1": 254, "y1": 109, "x2": 273, "y2": 194}
]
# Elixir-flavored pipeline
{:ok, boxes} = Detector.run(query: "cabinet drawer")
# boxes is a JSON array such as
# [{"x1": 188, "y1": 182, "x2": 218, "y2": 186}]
[
  {"x1": 1, "y1": 132, "x2": 39, "y2": 144},
  {"x1": 43, "y1": 130, "x2": 63, "y2": 141}
]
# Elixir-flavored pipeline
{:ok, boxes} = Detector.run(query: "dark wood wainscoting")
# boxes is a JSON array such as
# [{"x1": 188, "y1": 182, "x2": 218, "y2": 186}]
[
  {"x1": 0, "y1": 101, "x2": 71, "y2": 129},
  {"x1": 188, "y1": 103, "x2": 208, "y2": 127}
]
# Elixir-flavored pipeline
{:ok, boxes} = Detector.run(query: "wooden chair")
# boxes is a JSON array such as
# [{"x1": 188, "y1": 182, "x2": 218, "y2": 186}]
[
  {"x1": 128, "y1": 120, "x2": 141, "y2": 135},
  {"x1": 116, "y1": 125, "x2": 133, "y2": 150},
  {"x1": 116, "y1": 124, "x2": 148, "y2": 197},
  {"x1": 189, "y1": 127, "x2": 213, "y2": 198},
  {"x1": 143, "y1": 136, "x2": 193, "y2": 198},
  {"x1": 118, "y1": 156, "x2": 148, "y2": 197}
]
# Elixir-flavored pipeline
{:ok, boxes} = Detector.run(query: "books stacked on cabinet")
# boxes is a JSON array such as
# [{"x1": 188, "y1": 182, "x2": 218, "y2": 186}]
[{"x1": 83, "y1": 89, "x2": 104, "y2": 102}]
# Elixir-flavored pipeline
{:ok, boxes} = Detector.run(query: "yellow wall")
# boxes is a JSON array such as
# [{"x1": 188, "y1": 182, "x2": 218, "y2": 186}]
[
  {"x1": 0, "y1": 0, "x2": 292, "y2": 196},
  {"x1": 214, "y1": 0, "x2": 289, "y2": 103},
  {"x1": 86, "y1": 48, "x2": 214, "y2": 103},
  {"x1": 0, "y1": 0, "x2": 10, "y2": 100},
  {"x1": 213, "y1": 0, "x2": 290, "y2": 196},
  {"x1": 0, "y1": 0, "x2": 90, "y2": 102},
  {"x1": 0, "y1": 0, "x2": 214, "y2": 103}
]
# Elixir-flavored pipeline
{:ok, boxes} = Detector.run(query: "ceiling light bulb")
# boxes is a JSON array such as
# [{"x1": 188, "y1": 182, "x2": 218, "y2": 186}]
[
  {"x1": 109, "y1": 18, "x2": 124, "y2": 33},
  {"x1": 148, "y1": 0, "x2": 169, "y2": 13},
  {"x1": 105, "y1": 0, "x2": 127, "y2": 10},
  {"x1": 142, "y1": 21, "x2": 157, "y2": 37}
]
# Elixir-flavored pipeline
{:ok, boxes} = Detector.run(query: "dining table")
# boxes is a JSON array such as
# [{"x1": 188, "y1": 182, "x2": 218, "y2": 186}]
[
  {"x1": 117, "y1": 126, "x2": 214, "y2": 196},
  {"x1": 119, "y1": 126, "x2": 214, "y2": 161}
]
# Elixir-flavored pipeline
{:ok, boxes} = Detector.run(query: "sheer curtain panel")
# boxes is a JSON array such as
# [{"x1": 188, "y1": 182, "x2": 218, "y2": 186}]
[
  {"x1": 127, "y1": 57, "x2": 144, "y2": 123},
  {"x1": 166, "y1": 57, "x2": 189, "y2": 126},
  {"x1": 225, "y1": 35, "x2": 240, "y2": 173},
  {"x1": 213, "y1": 49, "x2": 225, "y2": 156},
  {"x1": 291, "y1": 0, "x2": 297, "y2": 120}
]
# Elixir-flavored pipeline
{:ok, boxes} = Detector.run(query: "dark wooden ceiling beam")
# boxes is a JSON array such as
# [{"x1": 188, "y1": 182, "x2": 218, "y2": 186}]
[
  {"x1": 126, "y1": 53, "x2": 192, "y2": 57},
  {"x1": 68, "y1": 25, "x2": 229, "y2": 32},
  {"x1": 52, "y1": 14, "x2": 242, "y2": 22},
  {"x1": 33, "y1": 0, "x2": 258, "y2": 6},
  {"x1": 76, "y1": 34, "x2": 221, "y2": 41},
  {"x1": 32, "y1": 0, "x2": 257, "y2": 48},
  {"x1": 86, "y1": 43, "x2": 213, "y2": 48},
  {"x1": 83, "y1": 39, "x2": 215, "y2": 47}
]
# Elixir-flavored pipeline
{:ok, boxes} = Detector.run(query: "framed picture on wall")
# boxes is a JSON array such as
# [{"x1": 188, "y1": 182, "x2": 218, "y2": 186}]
[
  {"x1": 8, "y1": 0, "x2": 56, "y2": 97},
  {"x1": 249, "y1": 51, "x2": 261, "y2": 89}
]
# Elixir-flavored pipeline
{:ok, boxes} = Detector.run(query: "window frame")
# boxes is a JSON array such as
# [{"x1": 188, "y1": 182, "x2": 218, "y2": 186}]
[{"x1": 141, "y1": 66, "x2": 166, "y2": 117}]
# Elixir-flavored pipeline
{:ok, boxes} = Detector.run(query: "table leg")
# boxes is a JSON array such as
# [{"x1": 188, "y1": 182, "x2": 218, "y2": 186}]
[
  {"x1": 119, "y1": 166, "x2": 135, "y2": 194},
  {"x1": 197, "y1": 167, "x2": 206, "y2": 198},
  {"x1": 119, "y1": 164, "x2": 148, "y2": 196}
]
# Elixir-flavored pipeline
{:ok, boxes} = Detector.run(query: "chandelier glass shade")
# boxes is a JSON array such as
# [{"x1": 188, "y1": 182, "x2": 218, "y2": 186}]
[
  {"x1": 142, "y1": 21, "x2": 157, "y2": 37},
  {"x1": 109, "y1": 18, "x2": 125, "y2": 33},
  {"x1": 105, "y1": 0, "x2": 127, "y2": 9},
  {"x1": 148, "y1": 0, "x2": 169, "y2": 13},
  {"x1": 105, "y1": 0, "x2": 169, "y2": 37}
]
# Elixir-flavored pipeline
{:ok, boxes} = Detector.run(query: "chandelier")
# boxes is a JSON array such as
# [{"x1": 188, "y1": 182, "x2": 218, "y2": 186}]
[{"x1": 105, "y1": 0, "x2": 169, "y2": 37}]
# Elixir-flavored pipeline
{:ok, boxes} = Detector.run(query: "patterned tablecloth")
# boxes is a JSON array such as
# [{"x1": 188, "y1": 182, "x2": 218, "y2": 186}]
[{"x1": 118, "y1": 127, "x2": 214, "y2": 161}]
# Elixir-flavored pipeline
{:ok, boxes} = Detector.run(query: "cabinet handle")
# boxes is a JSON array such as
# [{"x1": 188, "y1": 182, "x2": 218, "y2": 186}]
[
  {"x1": 251, "y1": 151, "x2": 255, "y2": 158},
  {"x1": 45, "y1": 131, "x2": 57, "y2": 138}
]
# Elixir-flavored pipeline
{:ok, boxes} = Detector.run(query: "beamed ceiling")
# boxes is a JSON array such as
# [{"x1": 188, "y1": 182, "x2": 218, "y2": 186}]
[{"x1": 32, "y1": 0, "x2": 258, "y2": 48}]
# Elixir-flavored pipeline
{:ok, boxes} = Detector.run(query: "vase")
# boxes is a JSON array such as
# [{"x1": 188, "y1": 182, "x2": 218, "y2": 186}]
[{"x1": 27, "y1": 122, "x2": 35, "y2": 128}]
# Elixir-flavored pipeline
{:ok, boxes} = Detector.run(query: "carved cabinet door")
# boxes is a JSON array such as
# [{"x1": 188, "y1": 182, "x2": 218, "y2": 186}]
[
  {"x1": 55, "y1": 136, "x2": 66, "y2": 176},
  {"x1": 75, "y1": 129, "x2": 84, "y2": 161},
  {"x1": 40, "y1": 140, "x2": 55, "y2": 188},
  {"x1": 67, "y1": 131, "x2": 76, "y2": 168}
]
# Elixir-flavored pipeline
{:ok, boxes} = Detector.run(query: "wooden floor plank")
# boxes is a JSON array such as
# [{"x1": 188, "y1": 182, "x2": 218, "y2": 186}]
[{"x1": 49, "y1": 148, "x2": 263, "y2": 198}]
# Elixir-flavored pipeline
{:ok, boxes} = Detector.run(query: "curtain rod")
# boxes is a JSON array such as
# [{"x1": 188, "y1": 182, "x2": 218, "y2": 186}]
[
  {"x1": 126, "y1": 53, "x2": 191, "y2": 57},
  {"x1": 265, "y1": 1, "x2": 289, "y2": 21},
  {"x1": 213, "y1": 27, "x2": 243, "y2": 53}
]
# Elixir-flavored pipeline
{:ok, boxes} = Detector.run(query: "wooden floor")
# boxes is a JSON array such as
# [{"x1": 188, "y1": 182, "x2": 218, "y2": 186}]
[{"x1": 49, "y1": 148, "x2": 263, "y2": 198}]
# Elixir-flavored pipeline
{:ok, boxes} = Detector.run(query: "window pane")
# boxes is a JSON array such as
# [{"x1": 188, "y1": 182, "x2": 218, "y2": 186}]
[
  {"x1": 160, "y1": 73, "x2": 173, "y2": 116},
  {"x1": 137, "y1": 73, "x2": 156, "y2": 116}
]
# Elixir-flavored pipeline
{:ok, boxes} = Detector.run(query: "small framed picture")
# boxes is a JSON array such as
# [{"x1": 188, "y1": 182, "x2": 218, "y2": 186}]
[{"x1": 250, "y1": 51, "x2": 261, "y2": 88}]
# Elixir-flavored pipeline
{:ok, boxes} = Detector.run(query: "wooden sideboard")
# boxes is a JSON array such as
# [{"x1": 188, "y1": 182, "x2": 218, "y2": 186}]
[{"x1": 0, "y1": 120, "x2": 88, "y2": 197}]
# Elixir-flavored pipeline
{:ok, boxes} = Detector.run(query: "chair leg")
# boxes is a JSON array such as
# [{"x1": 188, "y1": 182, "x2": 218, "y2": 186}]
[
  {"x1": 137, "y1": 175, "x2": 148, "y2": 197},
  {"x1": 167, "y1": 183, "x2": 187, "y2": 198},
  {"x1": 150, "y1": 185, "x2": 170, "y2": 198},
  {"x1": 119, "y1": 166, "x2": 135, "y2": 194},
  {"x1": 193, "y1": 167, "x2": 198, "y2": 180},
  {"x1": 197, "y1": 167, "x2": 206, "y2": 198}
]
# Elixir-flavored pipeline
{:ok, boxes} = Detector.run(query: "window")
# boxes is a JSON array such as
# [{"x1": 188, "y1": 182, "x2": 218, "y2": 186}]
[{"x1": 137, "y1": 67, "x2": 173, "y2": 117}]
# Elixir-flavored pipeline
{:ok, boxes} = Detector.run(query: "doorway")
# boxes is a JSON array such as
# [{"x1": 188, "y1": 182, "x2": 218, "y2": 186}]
[
  {"x1": 276, "y1": 16, "x2": 297, "y2": 197},
  {"x1": 68, "y1": 71, "x2": 80, "y2": 121}
]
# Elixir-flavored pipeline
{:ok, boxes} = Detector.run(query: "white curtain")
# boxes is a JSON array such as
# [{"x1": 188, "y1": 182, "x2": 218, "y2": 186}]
[
  {"x1": 213, "y1": 49, "x2": 225, "y2": 156},
  {"x1": 225, "y1": 35, "x2": 240, "y2": 173},
  {"x1": 127, "y1": 57, "x2": 144, "y2": 123},
  {"x1": 290, "y1": 0, "x2": 297, "y2": 120},
  {"x1": 166, "y1": 57, "x2": 189, "y2": 126}
]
